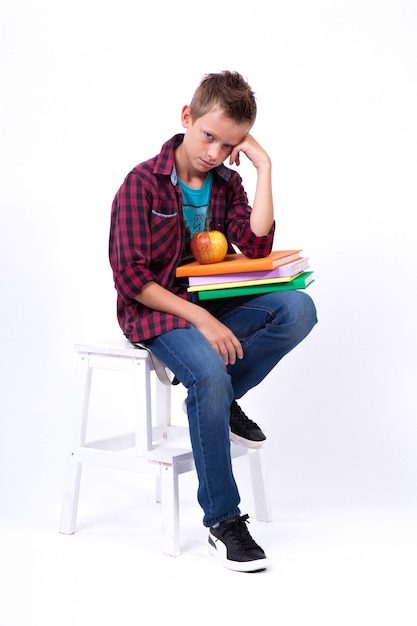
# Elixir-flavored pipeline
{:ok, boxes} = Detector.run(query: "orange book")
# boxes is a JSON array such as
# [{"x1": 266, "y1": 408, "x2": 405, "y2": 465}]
[{"x1": 175, "y1": 250, "x2": 302, "y2": 278}]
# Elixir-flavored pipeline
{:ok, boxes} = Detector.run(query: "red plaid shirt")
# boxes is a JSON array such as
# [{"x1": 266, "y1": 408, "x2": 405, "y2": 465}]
[{"x1": 109, "y1": 134, "x2": 275, "y2": 342}]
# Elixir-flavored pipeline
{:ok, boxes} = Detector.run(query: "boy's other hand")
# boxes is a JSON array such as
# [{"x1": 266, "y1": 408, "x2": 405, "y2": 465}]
[
  {"x1": 229, "y1": 134, "x2": 271, "y2": 170},
  {"x1": 195, "y1": 312, "x2": 243, "y2": 366}
]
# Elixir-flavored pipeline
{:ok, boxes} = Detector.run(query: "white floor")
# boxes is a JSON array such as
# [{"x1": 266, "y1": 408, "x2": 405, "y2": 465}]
[{"x1": 1, "y1": 465, "x2": 416, "y2": 626}]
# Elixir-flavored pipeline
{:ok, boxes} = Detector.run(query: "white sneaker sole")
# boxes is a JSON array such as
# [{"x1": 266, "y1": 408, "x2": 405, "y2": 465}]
[{"x1": 229, "y1": 430, "x2": 266, "y2": 449}]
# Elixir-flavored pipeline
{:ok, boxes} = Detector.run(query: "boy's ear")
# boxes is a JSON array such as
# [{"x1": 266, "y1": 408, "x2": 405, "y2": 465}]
[{"x1": 181, "y1": 105, "x2": 192, "y2": 128}]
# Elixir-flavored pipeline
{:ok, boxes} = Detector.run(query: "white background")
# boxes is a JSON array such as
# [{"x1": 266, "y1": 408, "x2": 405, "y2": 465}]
[{"x1": 1, "y1": 1, "x2": 417, "y2": 624}]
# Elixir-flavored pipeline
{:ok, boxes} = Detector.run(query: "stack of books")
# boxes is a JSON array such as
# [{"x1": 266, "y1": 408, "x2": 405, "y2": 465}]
[{"x1": 175, "y1": 249, "x2": 314, "y2": 300}]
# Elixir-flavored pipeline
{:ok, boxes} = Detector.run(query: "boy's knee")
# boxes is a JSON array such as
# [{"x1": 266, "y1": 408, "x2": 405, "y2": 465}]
[
  {"x1": 302, "y1": 292, "x2": 318, "y2": 325},
  {"x1": 292, "y1": 291, "x2": 318, "y2": 337}
]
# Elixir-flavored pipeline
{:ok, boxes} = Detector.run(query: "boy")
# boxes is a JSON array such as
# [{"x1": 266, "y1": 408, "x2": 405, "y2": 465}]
[{"x1": 109, "y1": 71, "x2": 317, "y2": 571}]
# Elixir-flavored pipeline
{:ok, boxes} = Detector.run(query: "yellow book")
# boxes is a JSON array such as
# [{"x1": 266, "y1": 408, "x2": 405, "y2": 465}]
[{"x1": 187, "y1": 272, "x2": 303, "y2": 292}]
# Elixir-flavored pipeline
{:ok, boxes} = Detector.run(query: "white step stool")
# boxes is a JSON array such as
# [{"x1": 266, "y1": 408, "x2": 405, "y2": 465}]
[{"x1": 59, "y1": 338, "x2": 271, "y2": 556}]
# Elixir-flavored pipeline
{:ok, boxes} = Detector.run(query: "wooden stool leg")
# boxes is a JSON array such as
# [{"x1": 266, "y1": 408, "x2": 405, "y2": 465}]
[
  {"x1": 159, "y1": 463, "x2": 180, "y2": 557},
  {"x1": 132, "y1": 358, "x2": 152, "y2": 453},
  {"x1": 59, "y1": 353, "x2": 92, "y2": 534},
  {"x1": 154, "y1": 374, "x2": 172, "y2": 505},
  {"x1": 248, "y1": 449, "x2": 272, "y2": 522},
  {"x1": 59, "y1": 462, "x2": 82, "y2": 535},
  {"x1": 155, "y1": 376, "x2": 171, "y2": 429}
]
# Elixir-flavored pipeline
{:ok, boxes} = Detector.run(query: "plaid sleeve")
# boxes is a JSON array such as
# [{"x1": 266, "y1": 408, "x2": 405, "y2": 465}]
[{"x1": 109, "y1": 170, "x2": 156, "y2": 304}]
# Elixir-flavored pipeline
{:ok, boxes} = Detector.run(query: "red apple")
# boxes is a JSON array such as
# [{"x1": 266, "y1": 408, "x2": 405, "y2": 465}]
[{"x1": 190, "y1": 230, "x2": 228, "y2": 264}]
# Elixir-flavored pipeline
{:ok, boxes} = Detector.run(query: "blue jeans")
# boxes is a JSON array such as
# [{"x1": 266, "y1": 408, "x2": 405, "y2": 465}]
[{"x1": 144, "y1": 290, "x2": 317, "y2": 527}]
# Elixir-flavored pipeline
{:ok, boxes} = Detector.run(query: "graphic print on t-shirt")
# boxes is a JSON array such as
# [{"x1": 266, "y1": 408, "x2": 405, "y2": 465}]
[{"x1": 182, "y1": 203, "x2": 210, "y2": 237}]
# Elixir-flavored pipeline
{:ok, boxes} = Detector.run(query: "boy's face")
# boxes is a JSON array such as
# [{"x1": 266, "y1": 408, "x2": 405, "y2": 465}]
[{"x1": 179, "y1": 105, "x2": 251, "y2": 174}]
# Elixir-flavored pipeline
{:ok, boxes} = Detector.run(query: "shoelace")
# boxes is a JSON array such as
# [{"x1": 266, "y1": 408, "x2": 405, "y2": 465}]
[
  {"x1": 231, "y1": 402, "x2": 258, "y2": 429},
  {"x1": 219, "y1": 514, "x2": 258, "y2": 549}
]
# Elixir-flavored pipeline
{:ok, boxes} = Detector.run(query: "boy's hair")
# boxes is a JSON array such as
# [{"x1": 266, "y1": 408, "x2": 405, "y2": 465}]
[{"x1": 190, "y1": 71, "x2": 257, "y2": 126}]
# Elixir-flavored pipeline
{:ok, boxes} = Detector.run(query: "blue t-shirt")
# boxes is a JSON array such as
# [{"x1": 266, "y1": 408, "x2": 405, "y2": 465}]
[
  {"x1": 178, "y1": 172, "x2": 212, "y2": 236},
  {"x1": 178, "y1": 172, "x2": 212, "y2": 263}
]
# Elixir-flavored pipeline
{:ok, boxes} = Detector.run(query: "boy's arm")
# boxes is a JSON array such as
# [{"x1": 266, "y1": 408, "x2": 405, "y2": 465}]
[
  {"x1": 135, "y1": 282, "x2": 243, "y2": 365},
  {"x1": 229, "y1": 134, "x2": 274, "y2": 237}
]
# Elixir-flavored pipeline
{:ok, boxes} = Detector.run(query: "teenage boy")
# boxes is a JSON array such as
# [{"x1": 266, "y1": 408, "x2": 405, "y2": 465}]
[{"x1": 109, "y1": 71, "x2": 317, "y2": 571}]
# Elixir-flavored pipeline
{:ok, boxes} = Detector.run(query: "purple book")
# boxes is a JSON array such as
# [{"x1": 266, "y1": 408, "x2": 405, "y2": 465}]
[{"x1": 188, "y1": 257, "x2": 310, "y2": 286}]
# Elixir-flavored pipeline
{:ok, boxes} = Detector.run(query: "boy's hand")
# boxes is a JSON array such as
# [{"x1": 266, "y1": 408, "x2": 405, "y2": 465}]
[
  {"x1": 229, "y1": 134, "x2": 271, "y2": 170},
  {"x1": 194, "y1": 311, "x2": 243, "y2": 366},
  {"x1": 136, "y1": 282, "x2": 243, "y2": 365}
]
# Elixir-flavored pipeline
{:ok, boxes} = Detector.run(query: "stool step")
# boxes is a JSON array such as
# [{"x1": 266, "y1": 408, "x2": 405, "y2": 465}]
[
  {"x1": 75, "y1": 446, "x2": 157, "y2": 475},
  {"x1": 146, "y1": 447, "x2": 195, "y2": 465},
  {"x1": 84, "y1": 426, "x2": 190, "y2": 453}
]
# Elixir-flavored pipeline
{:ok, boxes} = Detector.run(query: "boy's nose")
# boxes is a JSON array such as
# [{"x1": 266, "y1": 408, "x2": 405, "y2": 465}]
[{"x1": 206, "y1": 145, "x2": 221, "y2": 163}]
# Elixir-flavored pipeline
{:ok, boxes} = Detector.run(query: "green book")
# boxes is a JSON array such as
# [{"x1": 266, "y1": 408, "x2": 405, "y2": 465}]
[{"x1": 197, "y1": 271, "x2": 314, "y2": 300}]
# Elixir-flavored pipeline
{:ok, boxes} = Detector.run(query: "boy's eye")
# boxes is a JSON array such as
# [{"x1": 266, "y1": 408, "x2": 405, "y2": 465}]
[{"x1": 203, "y1": 133, "x2": 232, "y2": 152}]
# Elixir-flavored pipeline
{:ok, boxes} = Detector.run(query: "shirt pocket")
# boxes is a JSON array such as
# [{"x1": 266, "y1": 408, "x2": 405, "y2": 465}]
[
  {"x1": 149, "y1": 200, "x2": 180, "y2": 258},
  {"x1": 150, "y1": 196, "x2": 178, "y2": 218},
  {"x1": 151, "y1": 207, "x2": 178, "y2": 218}
]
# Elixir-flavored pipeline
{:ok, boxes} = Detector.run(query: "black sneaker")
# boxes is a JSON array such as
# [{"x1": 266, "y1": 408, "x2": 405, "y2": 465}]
[
  {"x1": 209, "y1": 514, "x2": 268, "y2": 572},
  {"x1": 230, "y1": 401, "x2": 266, "y2": 448}
]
